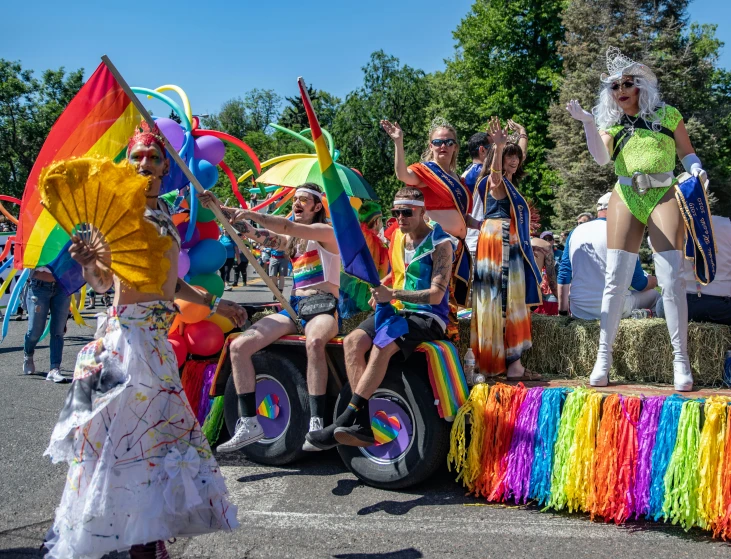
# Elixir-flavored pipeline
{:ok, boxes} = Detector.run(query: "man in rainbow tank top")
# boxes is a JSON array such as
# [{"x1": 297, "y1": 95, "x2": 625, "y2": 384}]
[
  {"x1": 307, "y1": 187, "x2": 453, "y2": 449},
  {"x1": 199, "y1": 183, "x2": 342, "y2": 452}
]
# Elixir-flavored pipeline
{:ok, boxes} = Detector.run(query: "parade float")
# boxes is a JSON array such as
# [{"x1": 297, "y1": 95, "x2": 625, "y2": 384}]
[{"x1": 3, "y1": 55, "x2": 731, "y2": 540}]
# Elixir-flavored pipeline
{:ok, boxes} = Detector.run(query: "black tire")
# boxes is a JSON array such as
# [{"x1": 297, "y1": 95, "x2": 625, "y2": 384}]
[
  {"x1": 335, "y1": 365, "x2": 451, "y2": 490},
  {"x1": 223, "y1": 348, "x2": 309, "y2": 466}
]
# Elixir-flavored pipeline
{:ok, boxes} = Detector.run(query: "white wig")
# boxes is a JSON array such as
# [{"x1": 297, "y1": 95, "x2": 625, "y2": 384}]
[{"x1": 592, "y1": 76, "x2": 664, "y2": 131}]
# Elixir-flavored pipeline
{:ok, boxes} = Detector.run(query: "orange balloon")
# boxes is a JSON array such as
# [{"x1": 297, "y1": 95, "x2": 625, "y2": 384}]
[
  {"x1": 172, "y1": 212, "x2": 189, "y2": 226},
  {"x1": 176, "y1": 299, "x2": 210, "y2": 323}
]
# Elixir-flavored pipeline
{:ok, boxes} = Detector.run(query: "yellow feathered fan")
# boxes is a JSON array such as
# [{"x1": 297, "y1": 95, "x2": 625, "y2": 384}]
[{"x1": 39, "y1": 157, "x2": 172, "y2": 294}]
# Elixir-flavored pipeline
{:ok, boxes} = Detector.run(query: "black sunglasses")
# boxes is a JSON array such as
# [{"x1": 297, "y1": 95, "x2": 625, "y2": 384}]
[
  {"x1": 430, "y1": 138, "x2": 457, "y2": 147},
  {"x1": 611, "y1": 80, "x2": 635, "y2": 91},
  {"x1": 391, "y1": 208, "x2": 414, "y2": 218}
]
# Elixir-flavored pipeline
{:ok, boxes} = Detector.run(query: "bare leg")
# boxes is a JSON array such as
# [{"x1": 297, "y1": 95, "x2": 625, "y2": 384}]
[
  {"x1": 647, "y1": 188, "x2": 692, "y2": 390},
  {"x1": 343, "y1": 329, "x2": 373, "y2": 388},
  {"x1": 303, "y1": 313, "x2": 340, "y2": 396},
  {"x1": 354, "y1": 342, "x2": 400, "y2": 400},
  {"x1": 605, "y1": 189, "x2": 645, "y2": 252},
  {"x1": 591, "y1": 189, "x2": 646, "y2": 386},
  {"x1": 229, "y1": 313, "x2": 296, "y2": 394}
]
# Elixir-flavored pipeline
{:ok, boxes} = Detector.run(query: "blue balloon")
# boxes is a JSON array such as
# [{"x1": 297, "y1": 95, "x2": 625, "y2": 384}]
[
  {"x1": 187, "y1": 239, "x2": 227, "y2": 276},
  {"x1": 193, "y1": 159, "x2": 219, "y2": 190}
]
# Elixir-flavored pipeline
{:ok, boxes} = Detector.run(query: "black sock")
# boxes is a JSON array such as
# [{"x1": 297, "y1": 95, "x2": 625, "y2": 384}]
[
  {"x1": 237, "y1": 392, "x2": 257, "y2": 418},
  {"x1": 309, "y1": 394, "x2": 327, "y2": 419},
  {"x1": 336, "y1": 393, "x2": 369, "y2": 427}
]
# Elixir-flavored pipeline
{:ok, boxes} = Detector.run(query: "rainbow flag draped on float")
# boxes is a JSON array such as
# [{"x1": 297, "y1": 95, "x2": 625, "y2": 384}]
[{"x1": 16, "y1": 61, "x2": 143, "y2": 271}]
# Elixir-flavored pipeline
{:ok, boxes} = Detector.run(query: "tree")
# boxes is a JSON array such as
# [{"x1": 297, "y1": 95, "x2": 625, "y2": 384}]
[
  {"x1": 548, "y1": 0, "x2": 731, "y2": 229},
  {"x1": 332, "y1": 51, "x2": 432, "y2": 205},
  {"x1": 167, "y1": 109, "x2": 181, "y2": 124},
  {"x1": 279, "y1": 86, "x2": 341, "y2": 131},
  {"x1": 0, "y1": 59, "x2": 83, "y2": 199},
  {"x1": 244, "y1": 89, "x2": 282, "y2": 132},
  {"x1": 429, "y1": 0, "x2": 565, "y2": 222}
]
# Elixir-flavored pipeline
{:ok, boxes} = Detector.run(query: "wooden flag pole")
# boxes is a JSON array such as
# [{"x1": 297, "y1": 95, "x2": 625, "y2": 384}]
[{"x1": 101, "y1": 55, "x2": 302, "y2": 332}]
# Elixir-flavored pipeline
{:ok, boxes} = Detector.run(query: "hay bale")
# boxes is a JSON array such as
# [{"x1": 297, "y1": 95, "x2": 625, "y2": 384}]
[
  {"x1": 341, "y1": 311, "x2": 372, "y2": 335},
  {"x1": 521, "y1": 314, "x2": 731, "y2": 387},
  {"x1": 251, "y1": 309, "x2": 275, "y2": 324}
]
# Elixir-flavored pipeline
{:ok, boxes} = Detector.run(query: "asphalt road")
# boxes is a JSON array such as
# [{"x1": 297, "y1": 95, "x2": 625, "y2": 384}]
[{"x1": 1, "y1": 270, "x2": 730, "y2": 558}]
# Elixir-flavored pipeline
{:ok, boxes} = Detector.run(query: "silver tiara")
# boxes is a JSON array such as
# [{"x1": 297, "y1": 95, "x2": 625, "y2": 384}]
[
  {"x1": 429, "y1": 116, "x2": 454, "y2": 133},
  {"x1": 606, "y1": 47, "x2": 637, "y2": 76},
  {"x1": 601, "y1": 46, "x2": 657, "y2": 85}
]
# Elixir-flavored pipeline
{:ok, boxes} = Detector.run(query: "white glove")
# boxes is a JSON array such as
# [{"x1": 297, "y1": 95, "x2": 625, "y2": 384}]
[
  {"x1": 566, "y1": 100, "x2": 610, "y2": 166},
  {"x1": 681, "y1": 153, "x2": 708, "y2": 189}
]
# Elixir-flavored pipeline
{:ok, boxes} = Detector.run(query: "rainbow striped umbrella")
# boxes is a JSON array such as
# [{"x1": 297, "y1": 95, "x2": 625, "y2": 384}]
[{"x1": 254, "y1": 155, "x2": 377, "y2": 200}]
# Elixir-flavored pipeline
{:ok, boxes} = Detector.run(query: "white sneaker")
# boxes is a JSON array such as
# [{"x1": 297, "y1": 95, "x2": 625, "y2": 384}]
[
  {"x1": 217, "y1": 416, "x2": 264, "y2": 453},
  {"x1": 302, "y1": 417, "x2": 324, "y2": 452},
  {"x1": 45, "y1": 369, "x2": 67, "y2": 383},
  {"x1": 23, "y1": 355, "x2": 35, "y2": 375}
]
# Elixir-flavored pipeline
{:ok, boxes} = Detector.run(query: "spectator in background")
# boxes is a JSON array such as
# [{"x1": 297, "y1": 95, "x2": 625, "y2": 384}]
[
  {"x1": 577, "y1": 212, "x2": 593, "y2": 226},
  {"x1": 233, "y1": 244, "x2": 247, "y2": 287},
  {"x1": 22, "y1": 266, "x2": 72, "y2": 383},
  {"x1": 540, "y1": 230, "x2": 563, "y2": 277},
  {"x1": 268, "y1": 247, "x2": 287, "y2": 298},
  {"x1": 219, "y1": 230, "x2": 236, "y2": 289},
  {"x1": 558, "y1": 192, "x2": 659, "y2": 319},
  {"x1": 531, "y1": 234, "x2": 559, "y2": 315},
  {"x1": 656, "y1": 214, "x2": 731, "y2": 325},
  {"x1": 559, "y1": 231, "x2": 569, "y2": 250}
]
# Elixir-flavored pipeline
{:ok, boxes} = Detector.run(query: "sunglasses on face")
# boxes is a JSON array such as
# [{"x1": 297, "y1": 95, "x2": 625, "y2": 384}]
[
  {"x1": 391, "y1": 208, "x2": 414, "y2": 218},
  {"x1": 611, "y1": 81, "x2": 635, "y2": 91},
  {"x1": 430, "y1": 138, "x2": 457, "y2": 147}
]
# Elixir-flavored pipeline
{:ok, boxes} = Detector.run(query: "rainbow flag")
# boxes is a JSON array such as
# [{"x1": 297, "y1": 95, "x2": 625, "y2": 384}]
[
  {"x1": 16, "y1": 61, "x2": 142, "y2": 270},
  {"x1": 416, "y1": 341, "x2": 469, "y2": 420},
  {"x1": 298, "y1": 77, "x2": 380, "y2": 286}
]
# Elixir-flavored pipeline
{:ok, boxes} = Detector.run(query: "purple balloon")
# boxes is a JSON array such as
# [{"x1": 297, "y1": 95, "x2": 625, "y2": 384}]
[
  {"x1": 178, "y1": 250, "x2": 190, "y2": 278},
  {"x1": 156, "y1": 118, "x2": 185, "y2": 151},
  {"x1": 194, "y1": 135, "x2": 226, "y2": 165},
  {"x1": 177, "y1": 221, "x2": 200, "y2": 249}
]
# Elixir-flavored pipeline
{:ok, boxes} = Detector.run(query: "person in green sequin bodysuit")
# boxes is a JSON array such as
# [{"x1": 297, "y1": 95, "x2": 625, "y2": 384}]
[{"x1": 566, "y1": 47, "x2": 708, "y2": 392}]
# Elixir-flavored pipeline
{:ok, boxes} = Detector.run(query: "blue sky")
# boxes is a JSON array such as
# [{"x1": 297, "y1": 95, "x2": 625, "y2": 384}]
[{"x1": 1, "y1": 0, "x2": 728, "y2": 118}]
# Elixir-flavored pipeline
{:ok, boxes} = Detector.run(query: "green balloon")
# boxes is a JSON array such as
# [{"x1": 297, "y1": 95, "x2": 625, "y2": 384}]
[
  {"x1": 196, "y1": 206, "x2": 216, "y2": 222},
  {"x1": 189, "y1": 273, "x2": 225, "y2": 297}
]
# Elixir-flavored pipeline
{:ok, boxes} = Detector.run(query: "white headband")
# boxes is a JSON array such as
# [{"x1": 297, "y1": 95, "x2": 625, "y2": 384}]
[
  {"x1": 295, "y1": 188, "x2": 323, "y2": 200},
  {"x1": 393, "y1": 199, "x2": 425, "y2": 207}
]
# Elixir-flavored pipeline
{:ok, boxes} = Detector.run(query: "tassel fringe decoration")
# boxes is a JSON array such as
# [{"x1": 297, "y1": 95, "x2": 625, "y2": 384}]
[
  {"x1": 451, "y1": 385, "x2": 731, "y2": 538},
  {"x1": 202, "y1": 395, "x2": 226, "y2": 446},
  {"x1": 448, "y1": 383, "x2": 490, "y2": 492},
  {"x1": 633, "y1": 396, "x2": 664, "y2": 518},
  {"x1": 663, "y1": 399, "x2": 701, "y2": 530},
  {"x1": 529, "y1": 388, "x2": 566, "y2": 505},
  {"x1": 505, "y1": 387, "x2": 544, "y2": 504},
  {"x1": 547, "y1": 387, "x2": 588, "y2": 511},
  {"x1": 565, "y1": 391, "x2": 602, "y2": 514}
]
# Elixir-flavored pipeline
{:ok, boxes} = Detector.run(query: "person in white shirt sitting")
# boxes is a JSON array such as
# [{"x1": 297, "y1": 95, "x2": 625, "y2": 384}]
[
  {"x1": 655, "y1": 215, "x2": 730, "y2": 325},
  {"x1": 558, "y1": 192, "x2": 659, "y2": 319}
]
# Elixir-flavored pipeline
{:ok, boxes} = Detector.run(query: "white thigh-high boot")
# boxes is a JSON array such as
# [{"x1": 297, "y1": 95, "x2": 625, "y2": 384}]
[
  {"x1": 653, "y1": 250, "x2": 693, "y2": 391},
  {"x1": 590, "y1": 249, "x2": 637, "y2": 386}
]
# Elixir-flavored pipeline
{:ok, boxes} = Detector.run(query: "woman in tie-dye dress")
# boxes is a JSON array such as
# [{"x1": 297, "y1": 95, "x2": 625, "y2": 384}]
[{"x1": 471, "y1": 118, "x2": 543, "y2": 378}]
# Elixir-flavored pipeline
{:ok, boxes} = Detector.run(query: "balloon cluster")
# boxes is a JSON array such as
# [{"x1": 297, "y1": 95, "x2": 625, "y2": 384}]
[
  {"x1": 168, "y1": 210, "x2": 234, "y2": 363},
  {"x1": 134, "y1": 85, "x2": 263, "y2": 366}
]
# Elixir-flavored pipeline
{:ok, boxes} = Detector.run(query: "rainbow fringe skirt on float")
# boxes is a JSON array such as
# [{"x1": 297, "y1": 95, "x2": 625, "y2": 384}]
[{"x1": 448, "y1": 383, "x2": 731, "y2": 537}]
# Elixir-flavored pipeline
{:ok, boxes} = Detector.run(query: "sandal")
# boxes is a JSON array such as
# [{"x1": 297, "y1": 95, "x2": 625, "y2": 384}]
[{"x1": 506, "y1": 368, "x2": 542, "y2": 381}]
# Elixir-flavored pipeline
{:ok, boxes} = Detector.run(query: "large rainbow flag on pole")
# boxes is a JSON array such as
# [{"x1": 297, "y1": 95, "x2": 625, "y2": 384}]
[
  {"x1": 15, "y1": 61, "x2": 143, "y2": 270},
  {"x1": 298, "y1": 77, "x2": 380, "y2": 287}
]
